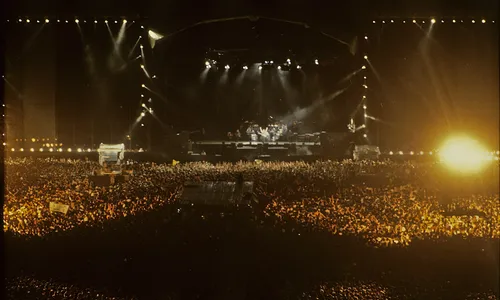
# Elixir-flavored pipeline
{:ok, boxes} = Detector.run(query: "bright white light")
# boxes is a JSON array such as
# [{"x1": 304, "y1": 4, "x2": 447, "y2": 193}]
[
  {"x1": 123, "y1": 19, "x2": 127, "y2": 23},
  {"x1": 390, "y1": 20, "x2": 394, "y2": 23},
  {"x1": 141, "y1": 123, "x2": 145, "y2": 127},
  {"x1": 399, "y1": 151, "x2": 403, "y2": 155},
  {"x1": 67, "y1": 148, "x2": 72, "y2": 152},
  {"x1": 11, "y1": 148, "x2": 15, "y2": 152},
  {"x1": 30, "y1": 148, "x2": 34, "y2": 152},
  {"x1": 148, "y1": 30, "x2": 164, "y2": 41},
  {"x1": 141, "y1": 112, "x2": 146, "y2": 117},
  {"x1": 75, "y1": 19, "x2": 79, "y2": 23},
  {"x1": 141, "y1": 84, "x2": 146, "y2": 88},
  {"x1": 472, "y1": 20, "x2": 476, "y2": 23},
  {"x1": 439, "y1": 136, "x2": 490, "y2": 174},
  {"x1": 141, "y1": 25, "x2": 144, "y2": 29},
  {"x1": 58, "y1": 148, "x2": 63, "y2": 152},
  {"x1": 95, "y1": 20, "x2": 98, "y2": 23},
  {"x1": 296, "y1": 65, "x2": 301, "y2": 69},
  {"x1": 65, "y1": 20, "x2": 69, "y2": 23},
  {"x1": 410, "y1": 151, "x2": 414, "y2": 155},
  {"x1": 431, "y1": 19, "x2": 436, "y2": 23},
  {"x1": 389, "y1": 151, "x2": 393, "y2": 155},
  {"x1": 270, "y1": 61, "x2": 274, "y2": 64},
  {"x1": 26, "y1": 19, "x2": 31, "y2": 23},
  {"x1": 39, "y1": 148, "x2": 44, "y2": 152},
  {"x1": 372, "y1": 21, "x2": 376, "y2": 24},
  {"x1": 149, "y1": 108, "x2": 153, "y2": 113},
  {"x1": 412, "y1": 20, "x2": 416, "y2": 23},
  {"x1": 19, "y1": 19, "x2": 22, "y2": 22},
  {"x1": 205, "y1": 61, "x2": 210, "y2": 66},
  {"x1": 206, "y1": 65, "x2": 211, "y2": 69},
  {"x1": 363, "y1": 55, "x2": 368, "y2": 60},
  {"x1": 49, "y1": 148, "x2": 53, "y2": 152},
  {"x1": 115, "y1": 20, "x2": 118, "y2": 24},
  {"x1": 141, "y1": 94, "x2": 144, "y2": 97},
  {"x1": 363, "y1": 105, "x2": 367, "y2": 109},
  {"x1": 225, "y1": 65, "x2": 230, "y2": 70},
  {"x1": 441, "y1": 20, "x2": 445, "y2": 23},
  {"x1": 243, "y1": 66, "x2": 248, "y2": 70},
  {"x1": 140, "y1": 45, "x2": 144, "y2": 49},
  {"x1": 452, "y1": 19, "x2": 456, "y2": 23},
  {"x1": 258, "y1": 66, "x2": 262, "y2": 70},
  {"x1": 361, "y1": 65, "x2": 366, "y2": 69},
  {"x1": 45, "y1": 19, "x2": 49, "y2": 23},
  {"x1": 364, "y1": 36, "x2": 368, "y2": 40},
  {"x1": 482, "y1": 19, "x2": 486, "y2": 23},
  {"x1": 142, "y1": 103, "x2": 147, "y2": 108},
  {"x1": 87, "y1": 148, "x2": 91, "y2": 152},
  {"x1": 277, "y1": 66, "x2": 281, "y2": 70},
  {"x1": 140, "y1": 64, "x2": 145, "y2": 69},
  {"x1": 77, "y1": 148, "x2": 82, "y2": 152},
  {"x1": 314, "y1": 59, "x2": 319, "y2": 65},
  {"x1": 363, "y1": 134, "x2": 367, "y2": 138},
  {"x1": 363, "y1": 84, "x2": 368, "y2": 89},
  {"x1": 420, "y1": 151, "x2": 424, "y2": 155},
  {"x1": 286, "y1": 59, "x2": 291, "y2": 63},
  {"x1": 105, "y1": 20, "x2": 108, "y2": 23}
]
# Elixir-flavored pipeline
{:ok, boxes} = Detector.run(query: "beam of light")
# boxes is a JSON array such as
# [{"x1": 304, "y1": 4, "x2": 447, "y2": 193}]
[
  {"x1": 438, "y1": 136, "x2": 491, "y2": 174},
  {"x1": 200, "y1": 67, "x2": 209, "y2": 83},
  {"x1": 219, "y1": 68, "x2": 229, "y2": 85},
  {"x1": 140, "y1": 45, "x2": 145, "y2": 64},
  {"x1": 148, "y1": 29, "x2": 164, "y2": 49},
  {"x1": 128, "y1": 36, "x2": 141, "y2": 59},
  {"x1": 140, "y1": 64, "x2": 151, "y2": 79}
]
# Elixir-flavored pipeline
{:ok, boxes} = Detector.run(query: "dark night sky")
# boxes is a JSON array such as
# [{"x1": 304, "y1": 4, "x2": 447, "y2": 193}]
[{"x1": 3, "y1": 0, "x2": 499, "y2": 149}]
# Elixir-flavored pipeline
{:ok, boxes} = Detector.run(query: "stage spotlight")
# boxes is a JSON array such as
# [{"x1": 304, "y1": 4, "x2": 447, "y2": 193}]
[
  {"x1": 382, "y1": 21, "x2": 385, "y2": 23},
  {"x1": 363, "y1": 134, "x2": 367, "y2": 138},
  {"x1": 141, "y1": 123, "x2": 145, "y2": 127},
  {"x1": 472, "y1": 20, "x2": 476, "y2": 23},
  {"x1": 412, "y1": 20, "x2": 416, "y2": 23},
  {"x1": 94, "y1": 20, "x2": 97, "y2": 23},
  {"x1": 87, "y1": 148, "x2": 92, "y2": 152},
  {"x1": 141, "y1": 25, "x2": 144, "y2": 29},
  {"x1": 438, "y1": 136, "x2": 490, "y2": 174},
  {"x1": 140, "y1": 64, "x2": 145, "y2": 69},
  {"x1": 148, "y1": 30, "x2": 164, "y2": 41},
  {"x1": 364, "y1": 36, "x2": 368, "y2": 40},
  {"x1": 431, "y1": 18, "x2": 436, "y2": 23},
  {"x1": 39, "y1": 148, "x2": 43, "y2": 152},
  {"x1": 115, "y1": 20, "x2": 118, "y2": 24},
  {"x1": 243, "y1": 65, "x2": 248, "y2": 70},
  {"x1": 452, "y1": 19, "x2": 456, "y2": 23},
  {"x1": 420, "y1": 151, "x2": 424, "y2": 155},
  {"x1": 152, "y1": 75, "x2": 156, "y2": 78},
  {"x1": 363, "y1": 55, "x2": 368, "y2": 60},
  {"x1": 389, "y1": 151, "x2": 394, "y2": 155},
  {"x1": 45, "y1": 19, "x2": 49, "y2": 23},
  {"x1": 363, "y1": 105, "x2": 367, "y2": 109},
  {"x1": 75, "y1": 19, "x2": 79, "y2": 23},
  {"x1": 148, "y1": 98, "x2": 152, "y2": 103},
  {"x1": 65, "y1": 20, "x2": 68, "y2": 23},
  {"x1": 77, "y1": 148, "x2": 82, "y2": 152},
  {"x1": 206, "y1": 65, "x2": 211, "y2": 69},
  {"x1": 362, "y1": 65, "x2": 366, "y2": 69},
  {"x1": 11, "y1": 148, "x2": 15, "y2": 152},
  {"x1": 140, "y1": 44, "x2": 144, "y2": 49},
  {"x1": 399, "y1": 151, "x2": 403, "y2": 155},
  {"x1": 20, "y1": 148, "x2": 24, "y2": 152},
  {"x1": 403, "y1": 20, "x2": 406, "y2": 23},
  {"x1": 278, "y1": 66, "x2": 282, "y2": 70},
  {"x1": 314, "y1": 59, "x2": 319, "y2": 65},
  {"x1": 19, "y1": 18, "x2": 22, "y2": 22},
  {"x1": 123, "y1": 19, "x2": 127, "y2": 23},
  {"x1": 390, "y1": 20, "x2": 394, "y2": 23},
  {"x1": 482, "y1": 19, "x2": 486, "y2": 23},
  {"x1": 142, "y1": 103, "x2": 147, "y2": 108},
  {"x1": 57, "y1": 20, "x2": 60, "y2": 22},
  {"x1": 105, "y1": 20, "x2": 108, "y2": 23},
  {"x1": 141, "y1": 112, "x2": 146, "y2": 117},
  {"x1": 372, "y1": 20, "x2": 376, "y2": 23},
  {"x1": 37, "y1": 20, "x2": 40, "y2": 23},
  {"x1": 258, "y1": 66, "x2": 263, "y2": 70},
  {"x1": 30, "y1": 148, "x2": 34, "y2": 152},
  {"x1": 286, "y1": 58, "x2": 291, "y2": 64},
  {"x1": 49, "y1": 148, "x2": 53, "y2": 152},
  {"x1": 441, "y1": 20, "x2": 445, "y2": 23},
  {"x1": 141, "y1": 84, "x2": 146, "y2": 88},
  {"x1": 363, "y1": 84, "x2": 368, "y2": 89},
  {"x1": 141, "y1": 94, "x2": 144, "y2": 97},
  {"x1": 225, "y1": 65, "x2": 230, "y2": 70},
  {"x1": 270, "y1": 61, "x2": 274, "y2": 64},
  {"x1": 364, "y1": 113, "x2": 368, "y2": 118},
  {"x1": 26, "y1": 19, "x2": 30, "y2": 23},
  {"x1": 410, "y1": 151, "x2": 414, "y2": 155},
  {"x1": 205, "y1": 61, "x2": 210, "y2": 66},
  {"x1": 296, "y1": 65, "x2": 301, "y2": 69}
]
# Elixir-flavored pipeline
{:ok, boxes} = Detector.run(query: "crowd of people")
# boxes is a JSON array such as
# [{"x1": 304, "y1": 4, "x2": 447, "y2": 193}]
[
  {"x1": 4, "y1": 157, "x2": 499, "y2": 299},
  {"x1": 4, "y1": 157, "x2": 499, "y2": 246}
]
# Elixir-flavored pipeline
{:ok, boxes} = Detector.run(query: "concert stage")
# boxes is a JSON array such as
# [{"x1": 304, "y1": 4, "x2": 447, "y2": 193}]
[{"x1": 193, "y1": 140, "x2": 320, "y2": 147}]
